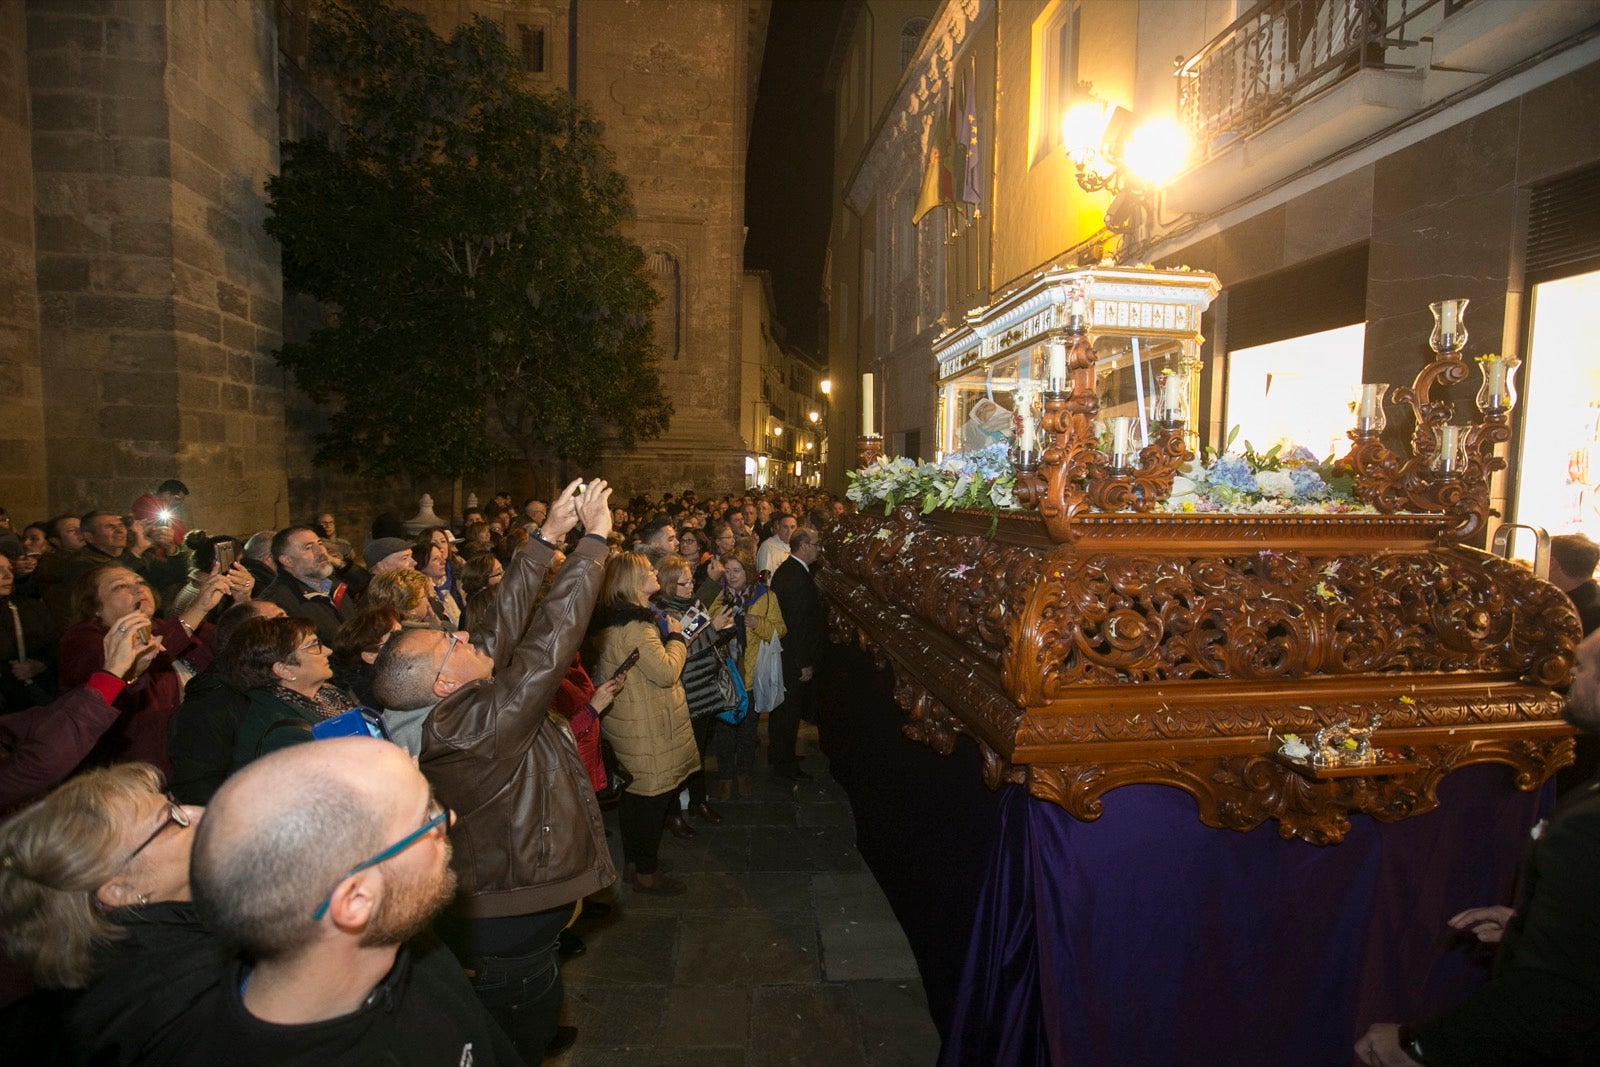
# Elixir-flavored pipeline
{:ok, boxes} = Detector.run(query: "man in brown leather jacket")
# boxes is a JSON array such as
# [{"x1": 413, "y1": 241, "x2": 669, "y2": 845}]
[{"x1": 372, "y1": 479, "x2": 615, "y2": 1064}]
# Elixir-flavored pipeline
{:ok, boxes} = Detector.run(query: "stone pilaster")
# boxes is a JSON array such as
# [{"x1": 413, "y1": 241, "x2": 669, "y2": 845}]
[{"x1": 0, "y1": 1, "x2": 47, "y2": 521}]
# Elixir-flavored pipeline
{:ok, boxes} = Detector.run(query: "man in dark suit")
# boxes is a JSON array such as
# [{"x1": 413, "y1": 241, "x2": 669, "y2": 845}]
[
  {"x1": 1355, "y1": 626, "x2": 1600, "y2": 1066},
  {"x1": 768, "y1": 527, "x2": 824, "y2": 780}
]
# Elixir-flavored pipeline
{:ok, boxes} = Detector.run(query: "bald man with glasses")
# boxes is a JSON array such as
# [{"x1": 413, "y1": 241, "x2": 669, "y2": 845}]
[{"x1": 168, "y1": 736, "x2": 519, "y2": 1065}]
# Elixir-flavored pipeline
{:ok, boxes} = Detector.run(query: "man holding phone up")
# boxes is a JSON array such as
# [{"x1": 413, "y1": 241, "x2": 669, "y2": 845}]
[{"x1": 372, "y1": 479, "x2": 614, "y2": 1065}]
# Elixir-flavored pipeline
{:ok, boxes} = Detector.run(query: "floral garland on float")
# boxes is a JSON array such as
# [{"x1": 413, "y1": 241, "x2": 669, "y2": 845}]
[{"x1": 846, "y1": 430, "x2": 1369, "y2": 525}]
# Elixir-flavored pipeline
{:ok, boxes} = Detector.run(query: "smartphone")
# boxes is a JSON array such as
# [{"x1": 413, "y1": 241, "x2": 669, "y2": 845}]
[
  {"x1": 680, "y1": 603, "x2": 710, "y2": 640},
  {"x1": 610, "y1": 648, "x2": 640, "y2": 680},
  {"x1": 214, "y1": 540, "x2": 237, "y2": 571}
]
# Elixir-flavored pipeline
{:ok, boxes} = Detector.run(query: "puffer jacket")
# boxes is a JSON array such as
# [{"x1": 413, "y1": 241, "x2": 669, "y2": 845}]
[
  {"x1": 589, "y1": 604, "x2": 698, "y2": 797},
  {"x1": 709, "y1": 586, "x2": 786, "y2": 687},
  {"x1": 419, "y1": 534, "x2": 614, "y2": 919}
]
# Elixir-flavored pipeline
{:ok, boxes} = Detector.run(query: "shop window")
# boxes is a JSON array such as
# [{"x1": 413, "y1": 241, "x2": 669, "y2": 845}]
[
  {"x1": 1225, "y1": 324, "x2": 1366, "y2": 462},
  {"x1": 1028, "y1": 0, "x2": 1080, "y2": 167},
  {"x1": 1514, "y1": 270, "x2": 1600, "y2": 542}
]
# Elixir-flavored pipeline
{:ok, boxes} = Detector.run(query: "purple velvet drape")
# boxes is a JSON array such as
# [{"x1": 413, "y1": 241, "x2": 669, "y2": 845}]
[{"x1": 939, "y1": 766, "x2": 1547, "y2": 1067}]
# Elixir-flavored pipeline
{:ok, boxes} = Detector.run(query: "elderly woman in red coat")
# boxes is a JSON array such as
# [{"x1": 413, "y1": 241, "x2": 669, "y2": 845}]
[{"x1": 56, "y1": 563, "x2": 248, "y2": 777}]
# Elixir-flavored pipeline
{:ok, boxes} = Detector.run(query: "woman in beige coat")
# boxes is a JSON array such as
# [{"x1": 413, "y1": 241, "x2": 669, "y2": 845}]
[{"x1": 589, "y1": 552, "x2": 698, "y2": 895}]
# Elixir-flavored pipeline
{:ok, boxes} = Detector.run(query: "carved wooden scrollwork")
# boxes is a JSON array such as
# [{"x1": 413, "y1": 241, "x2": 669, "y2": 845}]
[
  {"x1": 1019, "y1": 734, "x2": 1570, "y2": 846},
  {"x1": 818, "y1": 508, "x2": 1579, "y2": 845}
]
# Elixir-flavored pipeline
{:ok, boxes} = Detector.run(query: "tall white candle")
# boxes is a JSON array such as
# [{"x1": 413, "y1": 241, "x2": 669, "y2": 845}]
[
  {"x1": 1019, "y1": 414, "x2": 1036, "y2": 451},
  {"x1": 861, "y1": 373, "x2": 875, "y2": 437}
]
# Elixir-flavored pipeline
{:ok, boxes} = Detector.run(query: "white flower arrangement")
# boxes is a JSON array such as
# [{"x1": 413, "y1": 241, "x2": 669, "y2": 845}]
[{"x1": 846, "y1": 443, "x2": 1017, "y2": 520}]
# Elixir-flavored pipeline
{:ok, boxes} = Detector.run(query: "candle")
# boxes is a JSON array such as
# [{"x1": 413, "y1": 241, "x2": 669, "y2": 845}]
[
  {"x1": 1108, "y1": 416, "x2": 1133, "y2": 466},
  {"x1": 1161, "y1": 372, "x2": 1183, "y2": 419},
  {"x1": 1355, "y1": 383, "x2": 1387, "y2": 435},
  {"x1": 1439, "y1": 302, "x2": 1456, "y2": 337},
  {"x1": 862, "y1": 373, "x2": 875, "y2": 437},
  {"x1": 1019, "y1": 414, "x2": 1036, "y2": 452},
  {"x1": 1436, "y1": 425, "x2": 1463, "y2": 472},
  {"x1": 1048, "y1": 341, "x2": 1067, "y2": 385}
]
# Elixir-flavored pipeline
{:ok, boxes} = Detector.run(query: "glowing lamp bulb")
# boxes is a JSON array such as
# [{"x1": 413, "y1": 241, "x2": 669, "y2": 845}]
[{"x1": 1123, "y1": 118, "x2": 1188, "y2": 187}]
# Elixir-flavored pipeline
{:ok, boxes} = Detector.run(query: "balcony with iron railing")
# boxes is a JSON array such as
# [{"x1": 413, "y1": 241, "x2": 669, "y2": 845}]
[
  {"x1": 1163, "y1": 0, "x2": 1600, "y2": 216},
  {"x1": 1176, "y1": 0, "x2": 1446, "y2": 157}
]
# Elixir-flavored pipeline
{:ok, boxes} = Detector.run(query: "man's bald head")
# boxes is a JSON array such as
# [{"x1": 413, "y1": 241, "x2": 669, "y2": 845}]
[
  {"x1": 191, "y1": 738, "x2": 414, "y2": 961},
  {"x1": 372, "y1": 627, "x2": 450, "y2": 711}
]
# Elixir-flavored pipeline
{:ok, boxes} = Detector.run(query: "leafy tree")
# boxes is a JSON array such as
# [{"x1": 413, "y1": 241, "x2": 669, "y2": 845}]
[{"x1": 266, "y1": 0, "x2": 671, "y2": 483}]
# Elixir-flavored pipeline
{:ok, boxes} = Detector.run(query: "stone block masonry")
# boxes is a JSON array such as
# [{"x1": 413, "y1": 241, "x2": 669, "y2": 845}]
[{"x1": 22, "y1": 0, "x2": 288, "y2": 531}]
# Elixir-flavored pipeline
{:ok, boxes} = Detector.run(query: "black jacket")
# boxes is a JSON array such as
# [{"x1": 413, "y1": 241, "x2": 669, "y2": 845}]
[
  {"x1": 1412, "y1": 776, "x2": 1600, "y2": 1064},
  {"x1": 770, "y1": 556, "x2": 824, "y2": 677},
  {"x1": 146, "y1": 934, "x2": 520, "y2": 1066},
  {"x1": 67, "y1": 901, "x2": 226, "y2": 1066},
  {"x1": 166, "y1": 665, "x2": 251, "y2": 805},
  {"x1": 259, "y1": 574, "x2": 351, "y2": 648}
]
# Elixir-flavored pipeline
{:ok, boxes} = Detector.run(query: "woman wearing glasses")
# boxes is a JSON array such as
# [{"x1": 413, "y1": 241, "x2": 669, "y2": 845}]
[
  {"x1": 654, "y1": 554, "x2": 737, "y2": 835},
  {"x1": 587, "y1": 552, "x2": 698, "y2": 895},
  {"x1": 227, "y1": 616, "x2": 359, "y2": 768},
  {"x1": 56, "y1": 563, "x2": 241, "y2": 776},
  {"x1": 0, "y1": 762, "x2": 219, "y2": 1062}
]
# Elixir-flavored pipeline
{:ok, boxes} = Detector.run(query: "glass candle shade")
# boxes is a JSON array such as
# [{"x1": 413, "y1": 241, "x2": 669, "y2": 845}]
[
  {"x1": 1153, "y1": 369, "x2": 1189, "y2": 426},
  {"x1": 1429, "y1": 299, "x2": 1469, "y2": 354},
  {"x1": 1106, "y1": 415, "x2": 1135, "y2": 469},
  {"x1": 1353, "y1": 383, "x2": 1389, "y2": 436},
  {"x1": 1430, "y1": 424, "x2": 1467, "y2": 475},
  {"x1": 1475, "y1": 355, "x2": 1521, "y2": 416}
]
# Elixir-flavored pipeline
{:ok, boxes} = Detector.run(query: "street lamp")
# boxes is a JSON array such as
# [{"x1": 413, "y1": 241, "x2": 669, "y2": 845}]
[{"x1": 1061, "y1": 95, "x2": 1188, "y2": 255}]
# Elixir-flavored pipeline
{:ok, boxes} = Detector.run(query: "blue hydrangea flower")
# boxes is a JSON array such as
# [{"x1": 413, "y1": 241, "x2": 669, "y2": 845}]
[
  {"x1": 1289, "y1": 467, "x2": 1329, "y2": 500},
  {"x1": 1208, "y1": 454, "x2": 1257, "y2": 493}
]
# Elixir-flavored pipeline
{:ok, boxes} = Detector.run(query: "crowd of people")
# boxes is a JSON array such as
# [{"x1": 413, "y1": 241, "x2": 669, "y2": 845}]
[{"x1": 0, "y1": 477, "x2": 844, "y2": 1065}]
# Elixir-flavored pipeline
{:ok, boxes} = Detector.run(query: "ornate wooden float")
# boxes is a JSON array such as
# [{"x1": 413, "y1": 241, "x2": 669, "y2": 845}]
[{"x1": 828, "y1": 270, "x2": 1579, "y2": 845}]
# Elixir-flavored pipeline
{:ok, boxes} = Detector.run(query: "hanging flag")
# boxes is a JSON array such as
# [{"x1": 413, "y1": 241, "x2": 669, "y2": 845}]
[
  {"x1": 961, "y1": 59, "x2": 983, "y2": 213},
  {"x1": 913, "y1": 72, "x2": 962, "y2": 224}
]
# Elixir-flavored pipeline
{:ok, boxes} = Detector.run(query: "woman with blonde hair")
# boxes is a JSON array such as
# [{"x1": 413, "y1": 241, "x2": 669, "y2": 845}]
[
  {"x1": 708, "y1": 549, "x2": 785, "y2": 800},
  {"x1": 0, "y1": 762, "x2": 219, "y2": 1059},
  {"x1": 362, "y1": 568, "x2": 445, "y2": 630},
  {"x1": 587, "y1": 551, "x2": 698, "y2": 895}
]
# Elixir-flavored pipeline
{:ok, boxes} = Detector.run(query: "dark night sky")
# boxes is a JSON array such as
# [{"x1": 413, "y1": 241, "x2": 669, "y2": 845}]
[{"x1": 744, "y1": 0, "x2": 848, "y2": 359}]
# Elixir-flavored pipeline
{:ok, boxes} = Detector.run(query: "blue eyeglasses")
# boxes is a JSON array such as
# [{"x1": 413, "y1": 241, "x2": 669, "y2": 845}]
[{"x1": 310, "y1": 805, "x2": 453, "y2": 921}]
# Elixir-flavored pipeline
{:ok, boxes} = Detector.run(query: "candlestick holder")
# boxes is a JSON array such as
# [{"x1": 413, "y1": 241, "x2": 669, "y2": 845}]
[
  {"x1": 1335, "y1": 299, "x2": 1513, "y2": 539},
  {"x1": 1023, "y1": 318, "x2": 1191, "y2": 541}
]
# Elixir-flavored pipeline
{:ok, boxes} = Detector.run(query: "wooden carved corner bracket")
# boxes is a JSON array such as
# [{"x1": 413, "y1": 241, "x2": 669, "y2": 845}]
[{"x1": 1018, "y1": 735, "x2": 1574, "y2": 846}]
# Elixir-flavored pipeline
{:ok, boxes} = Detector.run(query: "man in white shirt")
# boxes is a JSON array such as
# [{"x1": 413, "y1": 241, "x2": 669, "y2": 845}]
[{"x1": 756, "y1": 513, "x2": 796, "y2": 579}]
